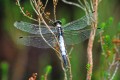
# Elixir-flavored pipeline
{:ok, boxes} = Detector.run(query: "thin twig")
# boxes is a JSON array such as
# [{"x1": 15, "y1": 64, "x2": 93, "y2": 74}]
[
  {"x1": 30, "y1": 0, "x2": 39, "y2": 15},
  {"x1": 108, "y1": 44, "x2": 120, "y2": 80},
  {"x1": 99, "y1": 31, "x2": 106, "y2": 55},
  {"x1": 32, "y1": 0, "x2": 68, "y2": 73},
  {"x1": 61, "y1": 61, "x2": 67, "y2": 80},
  {"x1": 31, "y1": 0, "x2": 61, "y2": 55},
  {"x1": 83, "y1": 0, "x2": 93, "y2": 25},
  {"x1": 44, "y1": 0, "x2": 49, "y2": 11},
  {"x1": 16, "y1": 0, "x2": 38, "y2": 21},
  {"x1": 37, "y1": 9, "x2": 61, "y2": 57},
  {"x1": 62, "y1": 0, "x2": 85, "y2": 11},
  {"x1": 17, "y1": 1, "x2": 72, "y2": 80},
  {"x1": 53, "y1": 0, "x2": 58, "y2": 21},
  {"x1": 67, "y1": 56, "x2": 72, "y2": 80},
  {"x1": 86, "y1": 0, "x2": 98, "y2": 80},
  {"x1": 68, "y1": 46, "x2": 74, "y2": 56},
  {"x1": 108, "y1": 54, "x2": 116, "y2": 79},
  {"x1": 78, "y1": 0, "x2": 85, "y2": 8},
  {"x1": 110, "y1": 61, "x2": 120, "y2": 80},
  {"x1": 17, "y1": 0, "x2": 61, "y2": 56}
]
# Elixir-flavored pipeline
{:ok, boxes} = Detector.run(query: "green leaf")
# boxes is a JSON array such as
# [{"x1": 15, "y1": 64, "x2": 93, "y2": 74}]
[
  {"x1": 108, "y1": 17, "x2": 113, "y2": 24},
  {"x1": 86, "y1": 63, "x2": 91, "y2": 71},
  {"x1": 100, "y1": 22, "x2": 106, "y2": 29},
  {"x1": 44, "y1": 65, "x2": 52, "y2": 74},
  {"x1": 1, "y1": 62, "x2": 9, "y2": 80},
  {"x1": 104, "y1": 35, "x2": 112, "y2": 48},
  {"x1": 102, "y1": 35, "x2": 114, "y2": 56},
  {"x1": 40, "y1": 75, "x2": 45, "y2": 80}
]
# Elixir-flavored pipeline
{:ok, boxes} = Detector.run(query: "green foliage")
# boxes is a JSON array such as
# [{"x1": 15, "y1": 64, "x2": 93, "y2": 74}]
[
  {"x1": 103, "y1": 35, "x2": 113, "y2": 51},
  {"x1": 99, "y1": 17, "x2": 114, "y2": 57},
  {"x1": 86, "y1": 63, "x2": 91, "y2": 71},
  {"x1": 99, "y1": 22, "x2": 106, "y2": 29},
  {"x1": 40, "y1": 75, "x2": 45, "y2": 80},
  {"x1": 108, "y1": 17, "x2": 114, "y2": 24},
  {"x1": 95, "y1": 16, "x2": 120, "y2": 80},
  {"x1": 99, "y1": 17, "x2": 114, "y2": 30},
  {"x1": 44, "y1": 65, "x2": 52, "y2": 74},
  {"x1": 40, "y1": 65, "x2": 52, "y2": 80},
  {"x1": 0, "y1": 62, "x2": 9, "y2": 80}
]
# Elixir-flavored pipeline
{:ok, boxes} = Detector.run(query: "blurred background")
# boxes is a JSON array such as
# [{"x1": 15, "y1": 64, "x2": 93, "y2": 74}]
[{"x1": 0, "y1": 0, "x2": 120, "y2": 80}]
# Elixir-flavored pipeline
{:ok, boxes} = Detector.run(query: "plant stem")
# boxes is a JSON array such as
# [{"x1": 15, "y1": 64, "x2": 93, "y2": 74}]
[
  {"x1": 86, "y1": 0, "x2": 98, "y2": 80},
  {"x1": 110, "y1": 61, "x2": 120, "y2": 80}
]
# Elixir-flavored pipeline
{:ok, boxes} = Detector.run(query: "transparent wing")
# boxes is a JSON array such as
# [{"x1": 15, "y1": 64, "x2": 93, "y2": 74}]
[
  {"x1": 14, "y1": 21, "x2": 57, "y2": 34},
  {"x1": 17, "y1": 34, "x2": 57, "y2": 48},
  {"x1": 63, "y1": 14, "x2": 93, "y2": 31},
  {"x1": 64, "y1": 29, "x2": 101, "y2": 45}
]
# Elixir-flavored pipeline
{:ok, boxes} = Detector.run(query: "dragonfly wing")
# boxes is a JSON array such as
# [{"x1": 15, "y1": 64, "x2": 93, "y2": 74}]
[
  {"x1": 14, "y1": 21, "x2": 57, "y2": 34},
  {"x1": 64, "y1": 29, "x2": 101, "y2": 45},
  {"x1": 17, "y1": 34, "x2": 56, "y2": 48},
  {"x1": 63, "y1": 14, "x2": 93, "y2": 31}
]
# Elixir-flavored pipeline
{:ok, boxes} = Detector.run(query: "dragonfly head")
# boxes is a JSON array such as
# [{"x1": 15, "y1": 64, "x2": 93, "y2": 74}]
[{"x1": 53, "y1": 20, "x2": 62, "y2": 27}]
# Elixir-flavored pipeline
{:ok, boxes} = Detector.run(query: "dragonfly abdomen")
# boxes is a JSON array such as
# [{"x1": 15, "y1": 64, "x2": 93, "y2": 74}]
[{"x1": 57, "y1": 24, "x2": 68, "y2": 66}]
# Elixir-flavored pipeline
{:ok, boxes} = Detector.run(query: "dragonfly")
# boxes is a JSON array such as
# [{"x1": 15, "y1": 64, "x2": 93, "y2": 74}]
[{"x1": 14, "y1": 14, "x2": 98, "y2": 67}]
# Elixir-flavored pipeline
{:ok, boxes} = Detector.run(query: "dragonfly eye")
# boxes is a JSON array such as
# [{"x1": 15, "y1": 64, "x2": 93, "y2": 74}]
[{"x1": 53, "y1": 20, "x2": 62, "y2": 26}]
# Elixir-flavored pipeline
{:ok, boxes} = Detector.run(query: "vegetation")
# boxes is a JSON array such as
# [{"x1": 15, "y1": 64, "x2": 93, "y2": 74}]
[{"x1": 0, "y1": 0, "x2": 120, "y2": 80}]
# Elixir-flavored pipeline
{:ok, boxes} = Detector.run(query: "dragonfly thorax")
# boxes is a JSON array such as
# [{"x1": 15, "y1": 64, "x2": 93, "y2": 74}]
[
  {"x1": 53, "y1": 20, "x2": 63, "y2": 35},
  {"x1": 57, "y1": 27, "x2": 63, "y2": 35}
]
